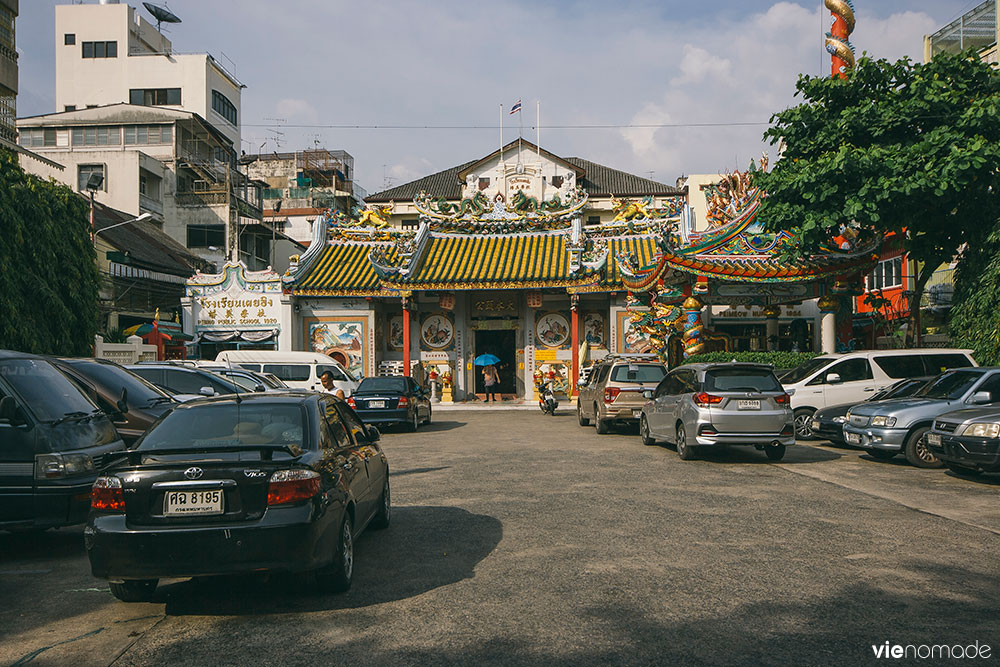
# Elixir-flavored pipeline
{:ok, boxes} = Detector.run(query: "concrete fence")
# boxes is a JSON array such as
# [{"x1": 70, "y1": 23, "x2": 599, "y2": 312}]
[{"x1": 94, "y1": 334, "x2": 157, "y2": 364}]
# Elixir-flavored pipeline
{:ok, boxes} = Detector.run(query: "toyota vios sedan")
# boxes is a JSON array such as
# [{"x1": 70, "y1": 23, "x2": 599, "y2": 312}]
[
  {"x1": 926, "y1": 406, "x2": 1000, "y2": 476},
  {"x1": 347, "y1": 375, "x2": 431, "y2": 431},
  {"x1": 842, "y1": 368, "x2": 1000, "y2": 468},
  {"x1": 85, "y1": 392, "x2": 390, "y2": 602},
  {"x1": 639, "y1": 363, "x2": 794, "y2": 461}
]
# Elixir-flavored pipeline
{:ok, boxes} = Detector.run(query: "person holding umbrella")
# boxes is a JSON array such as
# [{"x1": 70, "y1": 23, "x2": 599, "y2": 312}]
[{"x1": 475, "y1": 353, "x2": 501, "y2": 402}]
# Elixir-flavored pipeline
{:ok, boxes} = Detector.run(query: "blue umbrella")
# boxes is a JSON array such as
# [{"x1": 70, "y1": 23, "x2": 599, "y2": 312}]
[{"x1": 474, "y1": 353, "x2": 501, "y2": 366}]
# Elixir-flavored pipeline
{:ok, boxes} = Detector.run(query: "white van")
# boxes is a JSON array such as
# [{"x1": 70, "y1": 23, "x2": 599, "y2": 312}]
[
  {"x1": 214, "y1": 351, "x2": 359, "y2": 396},
  {"x1": 781, "y1": 348, "x2": 977, "y2": 438}
]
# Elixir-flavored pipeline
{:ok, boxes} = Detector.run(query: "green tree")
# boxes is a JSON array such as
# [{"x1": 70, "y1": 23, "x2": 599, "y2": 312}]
[
  {"x1": 950, "y1": 226, "x2": 1000, "y2": 365},
  {"x1": 0, "y1": 150, "x2": 99, "y2": 355},
  {"x1": 754, "y1": 51, "x2": 1000, "y2": 345}
]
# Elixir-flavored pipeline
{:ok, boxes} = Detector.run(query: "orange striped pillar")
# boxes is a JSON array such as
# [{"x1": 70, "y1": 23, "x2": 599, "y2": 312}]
[
  {"x1": 571, "y1": 297, "x2": 580, "y2": 396},
  {"x1": 402, "y1": 299, "x2": 411, "y2": 377}
]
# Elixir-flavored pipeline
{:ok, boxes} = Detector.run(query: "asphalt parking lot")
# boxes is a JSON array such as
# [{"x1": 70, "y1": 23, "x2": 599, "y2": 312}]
[{"x1": 2, "y1": 410, "x2": 998, "y2": 666}]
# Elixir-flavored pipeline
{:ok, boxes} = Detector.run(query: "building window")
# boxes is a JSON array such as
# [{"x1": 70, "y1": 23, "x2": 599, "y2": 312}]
[
  {"x1": 64, "y1": 105, "x2": 76, "y2": 112},
  {"x1": 77, "y1": 164, "x2": 106, "y2": 192},
  {"x1": 124, "y1": 125, "x2": 172, "y2": 145},
  {"x1": 551, "y1": 175, "x2": 564, "y2": 189},
  {"x1": 586, "y1": 215, "x2": 601, "y2": 225},
  {"x1": 400, "y1": 219, "x2": 419, "y2": 229},
  {"x1": 211, "y1": 90, "x2": 237, "y2": 126},
  {"x1": 187, "y1": 224, "x2": 225, "y2": 248},
  {"x1": 19, "y1": 128, "x2": 58, "y2": 148},
  {"x1": 82, "y1": 41, "x2": 117, "y2": 58},
  {"x1": 64, "y1": 34, "x2": 76, "y2": 46},
  {"x1": 71, "y1": 126, "x2": 121, "y2": 146},
  {"x1": 129, "y1": 88, "x2": 181, "y2": 106},
  {"x1": 868, "y1": 256, "x2": 904, "y2": 291},
  {"x1": 478, "y1": 177, "x2": 490, "y2": 191}
]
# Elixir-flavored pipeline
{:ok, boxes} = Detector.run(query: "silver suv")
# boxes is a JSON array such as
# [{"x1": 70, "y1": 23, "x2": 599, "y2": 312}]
[
  {"x1": 577, "y1": 355, "x2": 667, "y2": 434},
  {"x1": 639, "y1": 363, "x2": 794, "y2": 461}
]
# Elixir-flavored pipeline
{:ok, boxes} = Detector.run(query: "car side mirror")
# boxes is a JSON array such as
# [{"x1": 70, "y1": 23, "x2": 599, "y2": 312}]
[
  {"x1": 366, "y1": 425, "x2": 381, "y2": 442},
  {"x1": 642, "y1": 390, "x2": 654, "y2": 400},
  {"x1": 969, "y1": 391, "x2": 992, "y2": 405},
  {"x1": 116, "y1": 388, "x2": 128, "y2": 413},
  {"x1": 254, "y1": 384, "x2": 266, "y2": 392},
  {"x1": 785, "y1": 388, "x2": 796, "y2": 396},
  {"x1": 0, "y1": 396, "x2": 17, "y2": 424},
  {"x1": 200, "y1": 386, "x2": 215, "y2": 396},
  {"x1": 825, "y1": 373, "x2": 842, "y2": 384}
]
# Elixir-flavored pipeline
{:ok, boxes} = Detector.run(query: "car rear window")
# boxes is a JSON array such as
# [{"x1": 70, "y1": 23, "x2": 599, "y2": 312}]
[
  {"x1": 263, "y1": 364, "x2": 311, "y2": 382},
  {"x1": 704, "y1": 368, "x2": 782, "y2": 392},
  {"x1": 137, "y1": 403, "x2": 307, "y2": 450},
  {"x1": 358, "y1": 377, "x2": 408, "y2": 393},
  {"x1": 873, "y1": 355, "x2": 926, "y2": 379},
  {"x1": 923, "y1": 353, "x2": 974, "y2": 374},
  {"x1": 317, "y1": 364, "x2": 351, "y2": 382},
  {"x1": 610, "y1": 364, "x2": 666, "y2": 383}
]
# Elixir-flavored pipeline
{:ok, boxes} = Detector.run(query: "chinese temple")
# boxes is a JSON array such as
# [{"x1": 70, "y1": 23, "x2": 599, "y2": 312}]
[{"x1": 269, "y1": 140, "x2": 877, "y2": 402}]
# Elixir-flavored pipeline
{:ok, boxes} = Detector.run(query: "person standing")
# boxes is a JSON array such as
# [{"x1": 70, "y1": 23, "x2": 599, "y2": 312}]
[{"x1": 483, "y1": 364, "x2": 500, "y2": 402}]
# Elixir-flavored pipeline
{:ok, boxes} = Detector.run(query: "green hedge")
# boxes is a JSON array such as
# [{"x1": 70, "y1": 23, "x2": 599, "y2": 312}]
[{"x1": 678, "y1": 351, "x2": 819, "y2": 370}]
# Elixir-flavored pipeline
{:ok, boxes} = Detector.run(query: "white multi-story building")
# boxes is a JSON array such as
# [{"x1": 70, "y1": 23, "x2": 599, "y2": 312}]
[{"x1": 54, "y1": 0, "x2": 241, "y2": 148}]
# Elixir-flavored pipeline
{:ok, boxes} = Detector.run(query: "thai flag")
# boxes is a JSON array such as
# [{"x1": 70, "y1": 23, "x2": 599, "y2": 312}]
[{"x1": 509, "y1": 100, "x2": 521, "y2": 115}]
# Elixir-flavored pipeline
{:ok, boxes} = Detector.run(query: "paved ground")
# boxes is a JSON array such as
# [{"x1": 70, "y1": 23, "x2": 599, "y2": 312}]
[{"x1": 2, "y1": 410, "x2": 999, "y2": 666}]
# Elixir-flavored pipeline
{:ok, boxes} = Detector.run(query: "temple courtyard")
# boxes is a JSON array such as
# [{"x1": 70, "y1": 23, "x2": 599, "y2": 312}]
[{"x1": 2, "y1": 411, "x2": 998, "y2": 666}]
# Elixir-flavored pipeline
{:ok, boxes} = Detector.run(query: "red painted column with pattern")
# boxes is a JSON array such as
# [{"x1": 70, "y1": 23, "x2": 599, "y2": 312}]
[
  {"x1": 402, "y1": 299, "x2": 411, "y2": 377},
  {"x1": 571, "y1": 298, "x2": 580, "y2": 396}
]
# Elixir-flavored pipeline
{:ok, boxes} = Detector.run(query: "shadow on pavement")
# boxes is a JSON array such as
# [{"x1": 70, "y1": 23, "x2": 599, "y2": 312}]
[
  {"x1": 657, "y1": 443, "x2": 842, "y2": 464},
  {"x1": 417, "y1": 420, "x2": 466, "y2": 433},
  {"x1": 158, "y1": 505, "x2": 502, "y2": 616},
  {"x1": 391, "y1": 466, "x2": 452, "y2": 477},
  {"x1": 943, "y1": 470, "x2": 1000, "y2": 486},
  {"x1": 0, "y1": 526, "x2": 85, "y2": 564}
]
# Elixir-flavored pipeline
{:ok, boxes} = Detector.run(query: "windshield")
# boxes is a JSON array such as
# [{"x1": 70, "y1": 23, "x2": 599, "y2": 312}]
[
  {"x1": 137, "y1": 403, "x2": 307, "y2": 450},
  {"x1": 64, "y1": 359, "x2": 170, "y2": 406},
  {"x1": 318, "y1": 364, "x2": 353, "y2": 383},
  {"x1": 222, "y1": 373, "x2": 260, "y2": 391},
  {"x1": 870, "y1": 378, "x2": 928, "y2": 402},
  {"x1": 781, "y1": 357, "x2": 834, "y2": 385},
  {"x1": 259, "y1": 373, "x2": 287, "y2": 389},
  {"x1": 610, "y1": 365, "x2": 666, "y2": 383},
  {"x1": 704, "y1": 368, "x2": 782, "y2": 392},
  {"x1": 358, "y1": 377, "x2": 408, "y2": 393},
  {"x1": 913, "y1": 371, "x2": 981, "y2": 401},
  {"x1": 1, "y1": 358, "x2": 98, "y2": 422}
]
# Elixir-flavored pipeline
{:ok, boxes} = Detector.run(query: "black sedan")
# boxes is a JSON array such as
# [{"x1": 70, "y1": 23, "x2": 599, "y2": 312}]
[
  {"x1": 85, "y1": 392, "x2": 390, "y2": 601},
  {"x1": 927, "y1": 406, "x2": 1000, "y2": 476},
  {"x1": 810, "y1": 377, "x2": 932, "y2": 444},
  {"x1": 348, "y1": 376, "x2": 431, "y2": 431},
  {"x1": 51, "y1": 357, "x2": 180, "y2": 445}
]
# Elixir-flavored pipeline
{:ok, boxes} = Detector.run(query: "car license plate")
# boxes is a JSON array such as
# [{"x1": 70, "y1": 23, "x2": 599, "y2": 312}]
[
  {"x1": 633, "y1": 409, "x2": 642, "y2": 418},
  {"x1": 737, "y1": 400, "x2": 761, "y2": 410},
  {"x1": 369, "y1": 400, "x2": 385, "y2": 409},
  {"x1": 845, "y1": 432, "x2": 861, "y2": 445},
  {"x1": 927, "y1": 433, "x2": 942, "y2": 446},
  {"x1": 164, "y1": 490, "x2": 223, "y2": 516}
]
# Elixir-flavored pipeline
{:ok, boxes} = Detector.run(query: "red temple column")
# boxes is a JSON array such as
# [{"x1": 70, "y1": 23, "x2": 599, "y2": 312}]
[
  {"x1": 571, "y1": 296, "x2": 580, "y2": 396},
  {"x1": 402, "y1": 297, "x2": 411, "y2": 377}
]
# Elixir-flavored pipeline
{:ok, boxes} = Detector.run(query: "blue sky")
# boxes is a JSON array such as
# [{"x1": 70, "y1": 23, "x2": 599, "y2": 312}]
[{"x1": 17, "y1": 1, "x2": 987, "y2": 193}]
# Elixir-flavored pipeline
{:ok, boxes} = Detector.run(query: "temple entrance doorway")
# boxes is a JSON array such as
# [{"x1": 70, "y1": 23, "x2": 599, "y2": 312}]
[{"x1": 474, "y1": 328, "x2": 518, "y2": 398}]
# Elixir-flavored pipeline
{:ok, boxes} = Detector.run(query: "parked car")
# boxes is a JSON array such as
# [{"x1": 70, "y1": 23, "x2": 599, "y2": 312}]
[
  {"x1": 215, "y1": 351, "x2": 359, "y2": 396},
  {"x1": 639, "y1": 363, "x2": 794, "y2": 461},
  {"x1": 0, "y1": 351, "x2": 126, "y2": 531},
  {"x1": 51, "y1": 357, "x2": 180, "y2": 445},
  {"x1": 202, "y1": 366, "x2": 287, "y2": 392},
  {"x1": 85, "y1": 392, "x2": 389, "y2": 602},
  {"x1": 842, "y1": 368, "x2": 1000, "y2": 468},
  {"x1": 126, "y1": 364, "x2": 242, "y2": 397},
  {"x1": 577, "y1": 354, "x2": 667, "y2": 434},
  {"x1": 926, "y1": 406, "x2": 1000, "y2": 476},
  {"x1": 348, "y1": 375, "x2": 431, "y2": 431},
  {"x1": 810, "y1": 377, "x2": 933, "y2": 445},
  {"x1": 781, "y1": 348, "x2": 977, "y2": 439}
]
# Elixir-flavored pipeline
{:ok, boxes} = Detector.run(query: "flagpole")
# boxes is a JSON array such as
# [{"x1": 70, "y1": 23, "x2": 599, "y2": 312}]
[
  {"x1": 536, "y1": 100, "x2": 540, "y2": 158},
  {"x1": 517, "y1": 100, "x2": 522, "y2": 166},
  {"x1": 499, "y1": 103, "x2": 503, "y2": 163}
]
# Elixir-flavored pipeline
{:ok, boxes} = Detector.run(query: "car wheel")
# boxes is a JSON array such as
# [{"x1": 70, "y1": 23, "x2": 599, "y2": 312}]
[
  {"x1": 639, "y1": 414, "x2": 656, "y2": 446},
  {"x1": 423, "y1": 405, "x2": 432, "y2": 425},
  {"x1": 944, "y1": 461, "x2": 983, "y2": 477},
  {"x1": 764, "y1": 444, "x2": 786, "y2": 461},
  {"x1": 577, "y1": 402, "x2": 590, "y2": 426},
  {"x1": 867, "y1": 449, "x2": 898, "y2": 461},
  {"x1": 109, "y1": 579, "x2": 157, "y2": 603},
  {"x1": 316, "y1": 515, "x2": 353, "y2": 593},
  {"x1": 793, "y1": 408, "x2": 816, "y2": 440},
  {"x1": 904, "y1": 427, "x2": 942, "y2": 468},
  {"x1": 676, "y1": 423, "x2": 696, "y2": 460},
  {"x1": 371, "y1": 477, "x2": 391, "y2": 529},
  {"x1": 407, "y1": 410, "x2": 419, "y2": 432}
]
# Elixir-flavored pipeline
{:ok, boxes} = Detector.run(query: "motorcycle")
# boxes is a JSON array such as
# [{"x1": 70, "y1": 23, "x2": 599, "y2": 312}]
[{"x1": 537, "y1": 380, "x2": 558, "y2": 415}]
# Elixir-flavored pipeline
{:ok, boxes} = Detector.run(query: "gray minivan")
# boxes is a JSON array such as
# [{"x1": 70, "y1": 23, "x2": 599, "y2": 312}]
[{"x1": 0, "y1": 351, "x2": 126, "y2": 530}]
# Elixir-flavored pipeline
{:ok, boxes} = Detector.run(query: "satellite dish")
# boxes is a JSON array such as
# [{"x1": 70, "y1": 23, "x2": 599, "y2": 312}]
[{"x1": 142, "y1": 2, "x2": 181, "y2": 33}]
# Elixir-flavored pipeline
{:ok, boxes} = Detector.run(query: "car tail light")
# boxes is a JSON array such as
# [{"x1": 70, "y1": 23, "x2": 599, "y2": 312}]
[
  {"x1": 267, "y1": 469, "x2": 321, "y2": 506},
  {"x1": 91, "y1": 476, "x2": 125, "y2": 512},
  {"x1": 397, "y1": 396, "x2": 409, "y2": 407},
  {"x1": 698, "y1": 425, "x2": 717, "y2": 436},
  {"x1": 693, "y1": 392, "x2": 724, "y2": 407},
  {"x1": 774, "y1": 394, "x2": 791, "y2": 405},
  {"x1": 604, "y1": 387, "x2": 621, "y2": 403},
  {"x1": 347, "y1": 397, "x2": 356, "y2": 408},
  {"x1": 780, "y1": 424, "x2": 794, "y2": 436}
]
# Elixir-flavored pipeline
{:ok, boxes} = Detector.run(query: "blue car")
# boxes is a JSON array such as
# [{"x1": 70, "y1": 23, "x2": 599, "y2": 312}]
[{"x1": 348, "y1": 376, "x2": 431, "y2": 431}]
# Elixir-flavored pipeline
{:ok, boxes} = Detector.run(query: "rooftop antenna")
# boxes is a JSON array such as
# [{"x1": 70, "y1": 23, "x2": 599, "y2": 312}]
[{"x1": 142, "y1": 2, "x2": 182, "y2": 34}]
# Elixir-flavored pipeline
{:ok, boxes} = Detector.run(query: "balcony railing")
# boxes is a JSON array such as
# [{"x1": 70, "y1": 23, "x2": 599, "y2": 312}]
[{"x1": 139, "y1": 192, "x2": 163, "y2": 215}]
